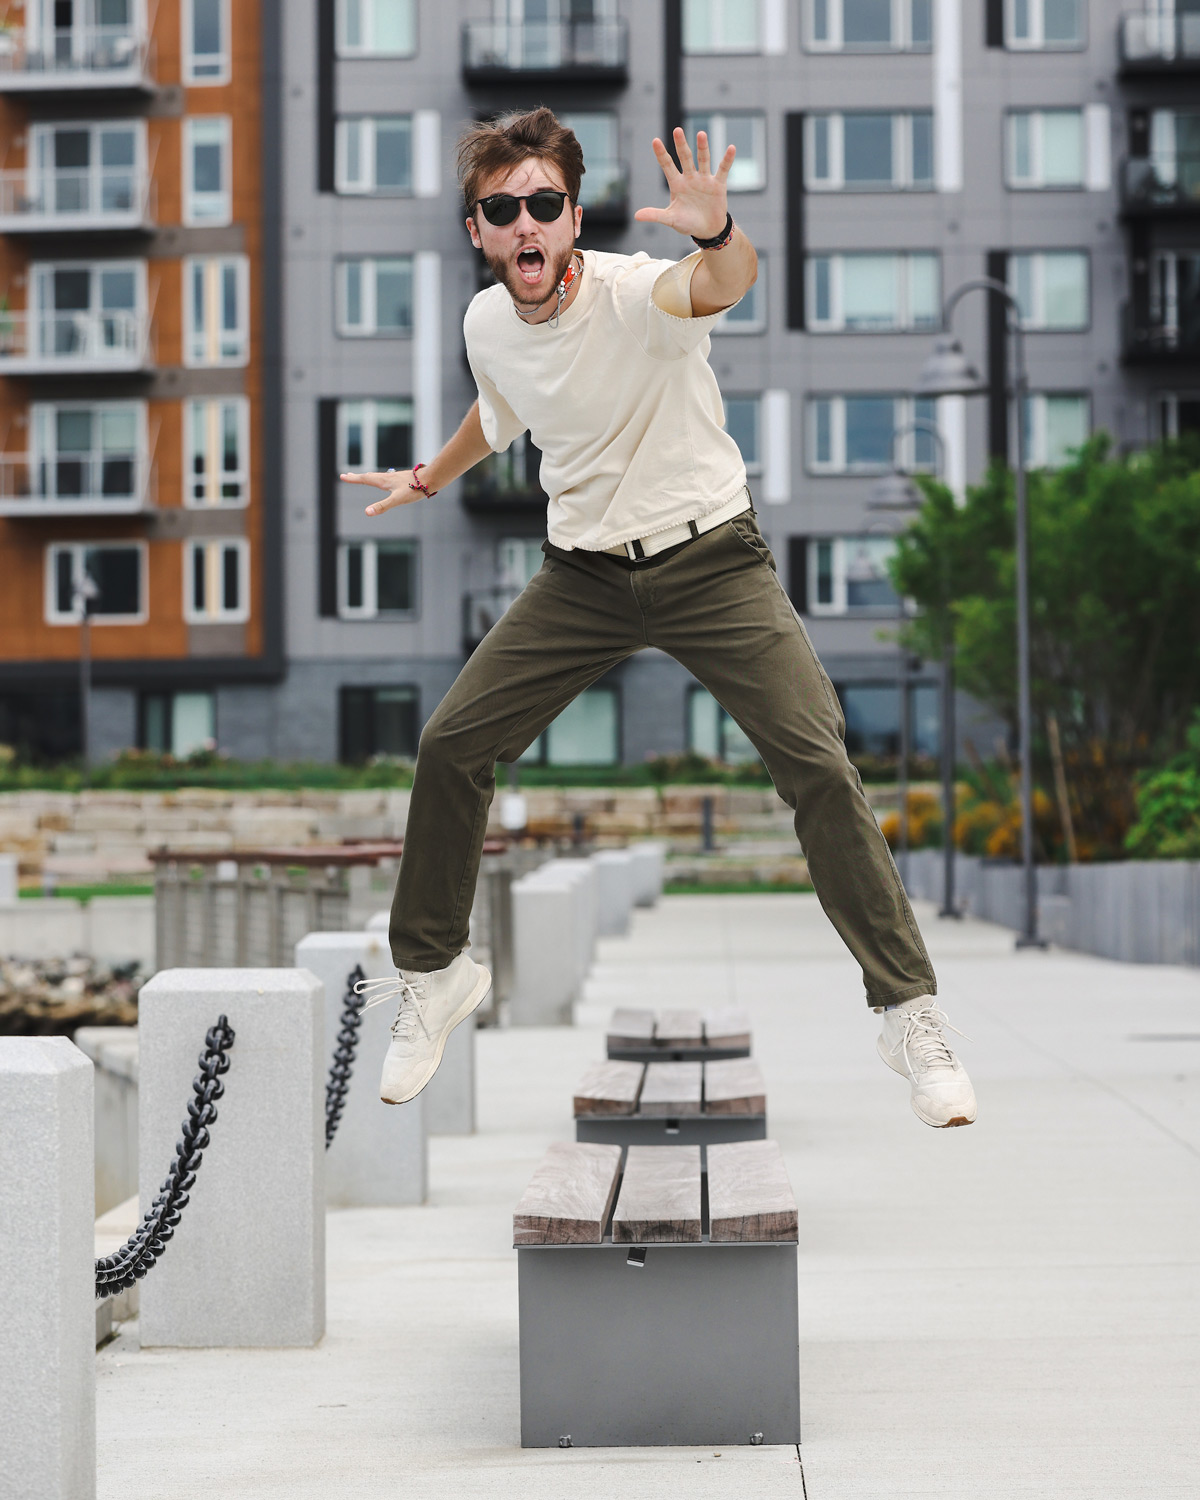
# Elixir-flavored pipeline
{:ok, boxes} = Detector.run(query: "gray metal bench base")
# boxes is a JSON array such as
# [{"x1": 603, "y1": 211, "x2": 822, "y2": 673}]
[
  {"x1": 575, "y1": 1114, "x2": 767, "y2": 1147},
  {"x1": 517, "y1": 1241, "x2": 800, "y2": 1448},
  {"x1": 607, "y1": 1044, "x2": 750, "y2": 1064}
]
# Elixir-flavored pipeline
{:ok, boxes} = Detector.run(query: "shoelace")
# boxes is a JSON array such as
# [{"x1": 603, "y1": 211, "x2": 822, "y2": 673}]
[
  {"x1": 886, "y1": 1002, "x2": 971, "y2": 1077},
  {"x1": 354, "y1": 973, "x2": 431, "y2": 1044}
]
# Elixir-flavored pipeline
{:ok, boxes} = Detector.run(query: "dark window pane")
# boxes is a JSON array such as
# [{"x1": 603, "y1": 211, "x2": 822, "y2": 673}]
[
  {"x1": 340, "y1": 687, "x2": 373, "y2": 763},
  {"x1": 192, "y1": 546, "x2": 206, "y2": 611},
  {"x1": 373, "y1": 688, "x2": 418, "y2": 756},
  {"x1": 374, "y1": 261, "x2": 412, "y2": 330},
  {"x1": 100, "y1": 129, "x2": 135, "y2": 167},
  {"x1": 55, "y1": 459, "x2": 86, "y2": 497},
  {"x1": 87, "y1": 547, "x2": 140, "y2": 615},
  {"x1": 375, "y1": 543, "x2": 413, "y2": 612},
  {"x1": 142, "y1": 693, "x2": 170, "y2": 753},
  {"x1": 100, "y1": 457, "x2": 134, "y2": 496},
  {"x1": 842, "y1": 0, "x2": 892, "y2": 44},
  {"x1": 840, "y1": 683, "x2": 899, "y2": 757},
  {"x1": 911, "y1": 113, "x2": 934, "y2": 183},
  {"x1": 843, "y1": 114, "x2": 893, "y2": 183},
  {"x1": 54, "y1": 130, "x2": 90, "y2": 169},
  {"x1": 374, "y1": 416, "x2": 412, "y2": 471},
  {"x1": 193, "y1": 142, "x2": 222, "y2": 193},
  {"x1": 844, "y1": 397, "x2": 895, "y2": 466},
  {"x1": 192, "y1": 0, "x2": 222, "y2": 54},
  {"x1": 222, "y1": 546, "x2": 240, "y2": 611},
  {"x1": 346, "y1": 544, "x2": 364, "y2": 609},
  {"x1": 1178, "y1": 399, "x2": 1200, "y2": 435},
  {"x1": 374, "y1": 121, "x2": 412, "y2": 190},
  {"x1": 55, "y1": 550, "x2": 75, "y2": 614},
  {"x1": 53, "y1": 269, "x2": 90, "y2": 311}
]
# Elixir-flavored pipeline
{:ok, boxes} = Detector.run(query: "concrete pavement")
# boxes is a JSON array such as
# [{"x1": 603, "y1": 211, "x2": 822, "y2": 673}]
[{"x1": 96, "y1": 893, "x2": 1200, "y2": 1498}]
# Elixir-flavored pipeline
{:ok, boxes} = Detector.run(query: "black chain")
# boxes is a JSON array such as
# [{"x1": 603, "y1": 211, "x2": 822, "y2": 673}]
[
  {"x1": 95, "y1": 1014, "x2": 235, "y2": 1301},
  {"x1": 325, "y1": 964, "x2": 367, "y2": 1150}
]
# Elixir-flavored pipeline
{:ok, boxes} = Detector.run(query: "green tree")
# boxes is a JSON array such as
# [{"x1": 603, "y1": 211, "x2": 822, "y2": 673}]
[{"x1": 887, "y1": 436, "x2": 1200, "y2": 858}]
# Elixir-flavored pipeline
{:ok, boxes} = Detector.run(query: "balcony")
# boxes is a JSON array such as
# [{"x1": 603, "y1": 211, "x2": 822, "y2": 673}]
[
  {"x1": 462, "y1": 584, "x2": 523, "y2": 654},
  {"x1": 578, "y1": 160, "x2": 629, "y2": 227},
  {"x1": 0, "y1": 25, "x2": 155, "y2": 93},
  {"x1": 1120, "y1": 155, "x2": 1200, "y2": 217},
  {"x1": 0, "y1": 166, "x2": 154, "y2": 235},
  {"x1": 0, "y1": 309, "x2": 152, "y2": 375},
  {"x1": 461, "y1": 440, "x2": 548, "y2": 514},
  {"x1": 1121, "y1": 302, "x2": 1200, "y2": 365},
  {"x1": 1119, "y1": 12, "x2": 1200, "y2": 73},
  {"x1": 0, "y1": 451, "x2": 155, "y2": 517},
  {"x1": 461, "y1": 19, "x2": 628, "y2": 85}
]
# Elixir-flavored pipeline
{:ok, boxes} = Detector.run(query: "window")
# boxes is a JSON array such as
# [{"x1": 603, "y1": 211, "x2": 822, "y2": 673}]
[
  {"x1": 807, "y1": 395, "x2": 937, "y2": 473},
  {"x1": 338, "y1": 539, "x2": 418, "y2": 618},
  {"x1": 337, "y1": 257, "x2": 414, "y2": 337},
  {"x1": 336, "y1": 0, "x2": 416, "y2": 55},
  {"x1": 185, "y1": 397, "x2": 249, "y2": 507},
  {"x1": 185, "y1": 538, "x2": 249, "y2": 623},
  {"x1": 683, "y1": 112, "x2": 766, "y2": 190},
  {"x1": 184, "y1": 255, "x2": 249, "y2": 366},
  {"x1": 30, "y1": 122, "x2": 144, "y2": 220},
  {"x1": 806, "y1": 112, "x2": 934, "y2": 190},
  {"x1": 714, "y1": 260, "x2": 766, "y2": 332},
  {"x1": 724, "y1": 395, "x2": 762, "y2": 472},
  {"x1": 1009, "y1": 252, "x2": 1088, "y2": 330},
  {"x1": 1150, "y1": 251, "x2": 1200, "y2": 347},
  {"x1": 183, "y1": 0, "x2": 230, "y2": 84},
  {"x1": 807, "y1": 0, "x2": 932, "y2": 51},
  {"x1": 837, "y1": 681, "x2": 940, "y2": 759},
  {"x1": 340, "y1": 685, "x2": 419, "y2": 763},
  {"x1": 1158, "y1": 393, "x2": 1200, "y2": 442},
  {"x1": 31, "y1": 401, "x2": 145, "y2": 502},
  {"x1": 559, "y1": 112, "x2": 624, "y2": 210},
  {"x1": 46, "y1": 542, "x2": 145, "y2": 623},
  {"x1": 183, "y1": 116, "x2": 231, "y2": 226},
  {"x1": 519, "y1": 687, "x2": 620, "y2": 766},
  {"x1": 140, "y1": 691, "x2": 216, "y2": 758},
  {"x1": 807, "y1": 252, "x2": 939, "y2": 332},
  {"x1": 28, "y1": 259, "x2": 144, "y2": 365},
  {"x1": 683, "y1": 0, "x2": 761, "y2": 53},
  {"x1": 687, "y1": 687, "x2": 758, "y2": 763},
  {"x1": 1006, "y1": 109, "x2": 1084, "y2": 188},
  {"x1": 1023, "y1": 393, "x2": 1089, "y2": 468},
  {"x1": 498, "y1": 537, "x2": 546, "y2": 588},
  {"x1": 335, "y1": 116, "x2": 413, "y2": 195},
  {"x1": 807, "y1": 536, "x2": 900, "y2": 615},
  {"x1": 1005, "y1": 0, "x2": 1082, "y2": 49},
  {"x1": 337, "y1": 399, "x2": 413, "y2": 470}
]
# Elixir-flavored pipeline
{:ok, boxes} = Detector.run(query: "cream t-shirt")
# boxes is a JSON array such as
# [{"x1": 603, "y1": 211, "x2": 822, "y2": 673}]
[{"x1": 463, "y1": 248, "x2": 748, "y2": 552}]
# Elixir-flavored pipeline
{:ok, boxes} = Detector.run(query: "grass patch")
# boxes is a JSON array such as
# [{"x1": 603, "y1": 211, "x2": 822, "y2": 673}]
[
  {"x1": 20, "y1": 883, "x2": 154, "y2": 902},
  {"x1": 664, "y1": 881, "x2": 815, "y2": 895}
]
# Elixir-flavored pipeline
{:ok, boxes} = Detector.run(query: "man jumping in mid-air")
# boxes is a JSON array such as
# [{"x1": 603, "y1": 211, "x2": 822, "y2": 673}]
[{"x1": 344, "y1": 108, "x2": 976, "y2": 1130}]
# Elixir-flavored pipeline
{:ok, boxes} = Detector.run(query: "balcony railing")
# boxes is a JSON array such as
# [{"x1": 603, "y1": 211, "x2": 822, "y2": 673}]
[
  {"x1": 1121, "y1": 155, "x2": 1200, "y2": 215},
  {"x1": 0, "y1": 166, "x2": 154, "y2": 232},
  {"x1": 0, "y1": 25, "x2": 155, "y2": 91},
  {"x1": 462, "y1": 585, "x2": 524, "y2": 653},
  {"x1": 0, "y1": 309, "x2": 152, "y2": 374},
  {"x1": 1119, "y1": 12, "x2": 1200, "y2": 70},
  {"x1": 1121, "y1": 301, "x2": 1200, "y2": 363},
  {"x1": 462, "y1": 19, "x2": 628, "y2": 83},
  {"x1": 0, "y1": 451, "x2": 154, "y2": 516},
  {"x1": 578, "y1": 160, "x2": 629, "y2": 225},
  {"x1": 461, "y1": 441, "x2": 548, "y2": 513}
]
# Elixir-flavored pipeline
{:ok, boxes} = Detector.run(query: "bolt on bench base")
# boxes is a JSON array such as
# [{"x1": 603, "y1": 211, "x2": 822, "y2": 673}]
[
  {"x1": 517, "y1": 1241, "x2": 800, "y2": 1448},
  {"x1": 576, "y1": 1114, "x2": 767, "y2": 1146}
]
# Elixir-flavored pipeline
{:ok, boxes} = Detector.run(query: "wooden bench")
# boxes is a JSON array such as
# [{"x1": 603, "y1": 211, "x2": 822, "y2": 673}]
[
  {"x1": 606, "y1": 1006, "x2": 751, "y2": 1063},
  {"x1": 513, "y1": 1138, "x2": 800, "y2": 1447},
  {"x1": 572, "y1": 1058, "x2": 767, "y2": 1145}
]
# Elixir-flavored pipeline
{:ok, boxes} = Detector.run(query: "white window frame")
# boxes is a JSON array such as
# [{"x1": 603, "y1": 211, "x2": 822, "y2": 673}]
[
  {"x1": 805, "y1": 0, "x2": 933, "y2": 52},
  {"x1": 1005, "y1": 108, "x2": 1085, "y2": 189},
  {"x1": 183, "y1": 254, "x2": 250, "y2": 368},
  {"x1": 682, "y1": 0, "x2": 763, "y2": 54},
  {"x1": 1004, "y1": 0, "x2": 1085, "y2": 51},
  {"x1": 182, "y1": 0, "x2": 232, "y2": 85},
  {"x1": 336, "y1": 256, "x2": 414, "y2": 337},
  {"x1": 714, "y1": 257, "x2": 767, "y2": 333},
  {"x1": 335, "y1": 0, "x2": 418, "y2": 56},
  {"x1": 45, "y1": 540, "x2": 147, "y2": 625},
  {"x1": 807, "y1": 535, "x2": 902, "y2": 616},
  {"x1": 182, "y1": 115, "x2": 232, "y2": 227},
  {"x1": 183, "y1": 537, "x2": 250, "y2": 624},
  {"x1": 31, "y1": 398, "x2": 148, "y2": 502},
  {"x1": 682, "y1": 111, "x2": 767, "y2": 191},
  {"x1": 1008, "y1": 250, "x2": 1090, "y2": 331},
  {"x1": 806, "y1": 251, "x2": 940, "y2": 332},
  {"x1": 806, "y1": 111, "x2": 934, "y2": 191},
  {"x1": 183, "y1": 396, "x2": 250, "y2": 508},
  {"x1": 806, "y1": 394, "x2": 939, "y2": 474},
  {"x1": 336, "y1": 399, "x2": 414, "y2": 471},
  {"x1": 335, "y1": 116, "x2": 413, "y2": 195},
  {"x1": 337, "y1": 538, "x2": 419, "y2": 619},
  {"x1": 28, "y1": 119, "x2": 147, "y2": 219},
  {"x1": 1023, "y1": 392, "x2": 1091, "y2": 469}
]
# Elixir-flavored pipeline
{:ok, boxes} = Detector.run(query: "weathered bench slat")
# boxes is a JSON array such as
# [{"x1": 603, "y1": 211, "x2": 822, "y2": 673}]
[
  {"x1": 572, "y1": 1061, "x2": 645, "y2": 1117},
  {"x1": 707, "y1": 1140, "x2": 797, "y2": 1243},
  {"x1": 638, "y1": 1060, "x2": 703, "y2": 1115},
  {"x1": 513, "y1": 1141, "x2": 623, "y2": 1245},
  {"x1": 655, "y1": 1008, "x2": 704, "y2": 1047},
  {"x1": 703, "y1": 1058, "x2": 767, "y2": 1116},
  {"x1": 607, "y1": 1008, "x2": 657, "y2": 1045},
  {"x1": 612, "y1": 1145, "x2": 702, "y2": 1242},
  {"x1": 703, "y1": 1007, "x2": 752, "y2": 1050}
]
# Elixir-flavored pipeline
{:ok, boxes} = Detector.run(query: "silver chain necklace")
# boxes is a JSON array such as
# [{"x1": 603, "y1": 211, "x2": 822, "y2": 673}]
[{"x1": 513, "y1": 251, "x2": 582, "y2": 330}]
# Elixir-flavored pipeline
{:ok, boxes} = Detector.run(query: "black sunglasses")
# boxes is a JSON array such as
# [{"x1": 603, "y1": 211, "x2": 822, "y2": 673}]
[{"x1": 473, "y1": 189, "x2": 570, "y2": 227}]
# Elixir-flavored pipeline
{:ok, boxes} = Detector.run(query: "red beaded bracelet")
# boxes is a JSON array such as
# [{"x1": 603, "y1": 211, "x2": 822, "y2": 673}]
[{"x1": 408, "y1": 462, "x2": 438, "y2": 498}]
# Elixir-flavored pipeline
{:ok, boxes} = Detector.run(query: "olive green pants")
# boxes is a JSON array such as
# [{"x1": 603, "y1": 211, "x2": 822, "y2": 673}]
[{"x1": 389, "y1": 508, "x2": 937, "y2": 1007}]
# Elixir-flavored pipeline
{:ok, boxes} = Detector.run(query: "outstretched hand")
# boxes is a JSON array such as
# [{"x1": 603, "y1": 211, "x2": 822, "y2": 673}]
[
  {"x1": 634, "y1": 126, "x2": 734, "y2": 240},
  {"x1": 340, "y1": 468, "x2": 422, "y2": 517}
]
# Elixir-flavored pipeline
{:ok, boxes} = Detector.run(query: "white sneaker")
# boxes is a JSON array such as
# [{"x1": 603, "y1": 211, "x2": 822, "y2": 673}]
[
  {"x1": 356, "y1": 953, "x2": 491, "y2": 1105},
  {"x1": 877, "y1": 997, "x2": 977, "y2": 1129}
]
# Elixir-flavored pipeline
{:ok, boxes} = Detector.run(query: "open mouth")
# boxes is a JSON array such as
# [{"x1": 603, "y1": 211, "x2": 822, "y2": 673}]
[{"x1": 516, "y1": 247, "x2": 546, "y2": 285}]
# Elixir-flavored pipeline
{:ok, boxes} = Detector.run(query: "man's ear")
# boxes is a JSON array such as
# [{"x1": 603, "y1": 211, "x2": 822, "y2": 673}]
[
  {"x1": 573, "y1": 204, "x2": 583, "y2": 238},
  {"x1": 466, "y1": 216, "x2": 482, "y2": 249}
]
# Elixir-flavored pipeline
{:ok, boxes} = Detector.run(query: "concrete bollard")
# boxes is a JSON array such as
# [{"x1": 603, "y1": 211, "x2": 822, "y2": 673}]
[
  {"x1": 510, "y1": 859, "x2": 598, "y2": 1025},
  {"x1": 629, "y1": 841, "x2": 666, "y2": 907},
  {"x1": 0, "y1": 1037, "x2": 95, "y2": 1500},
  {"x1": 0, "y1": 851, "x2": 18, "y2": 906},
  {"x1": 295, "y1": 931, "x2": 428, "y2": 1202},
  {"x1": 137, "y1": 969, "x2": 325, "y2": 1348},
  {"x1": 590, "y1": 849, "x2": 636, "y2": 938}
]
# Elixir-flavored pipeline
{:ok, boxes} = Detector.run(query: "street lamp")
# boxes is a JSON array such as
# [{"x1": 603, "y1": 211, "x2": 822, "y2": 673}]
[
  {"x1": 867, "y1": 419, "x2": 963, "y2": 922},
  {"x1": 916, "y1": 282, "x2": 1046, "y2": 951},
  {"x1": 73, "y1": 570, "x2": 99, "y2": 775}
]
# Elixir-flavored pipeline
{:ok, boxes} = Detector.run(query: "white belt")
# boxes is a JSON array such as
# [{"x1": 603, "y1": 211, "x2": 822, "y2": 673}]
[{"x1": 602, "y1": 488, "x2": 752, "y2": 560}]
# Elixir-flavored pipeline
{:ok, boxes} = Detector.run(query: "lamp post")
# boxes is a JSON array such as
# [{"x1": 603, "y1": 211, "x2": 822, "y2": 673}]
[
  {"x1": 867, "y1": 419, "x2": 963, "y2": 921},
  {"x1": 73, "y1": 570, "x2": 99, "y2": 776},
  {"x1": 916, "y1": 280, "x2": 1046, "y2": 950}
]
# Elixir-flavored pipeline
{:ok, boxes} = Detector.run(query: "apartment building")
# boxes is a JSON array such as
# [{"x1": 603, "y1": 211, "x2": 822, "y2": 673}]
[{"x1": 0, "y1": 0, "x2": 282, "y2": 761}]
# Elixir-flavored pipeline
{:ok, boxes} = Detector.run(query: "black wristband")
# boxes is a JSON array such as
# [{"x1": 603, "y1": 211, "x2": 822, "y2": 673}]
[{"x1": 691, "y1": 211, "x2": 735, "y2": 250}]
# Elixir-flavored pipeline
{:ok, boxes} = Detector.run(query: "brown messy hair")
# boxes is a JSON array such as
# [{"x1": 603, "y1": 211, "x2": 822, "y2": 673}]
[{"x1": 457, "y1": 107, "x2": 585, "y2": 215}]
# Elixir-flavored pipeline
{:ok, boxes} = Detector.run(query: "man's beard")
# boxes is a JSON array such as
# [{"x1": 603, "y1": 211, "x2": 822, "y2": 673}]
[{"x1": 484, "y1": 242, "x2": 576, "y2": 314}]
